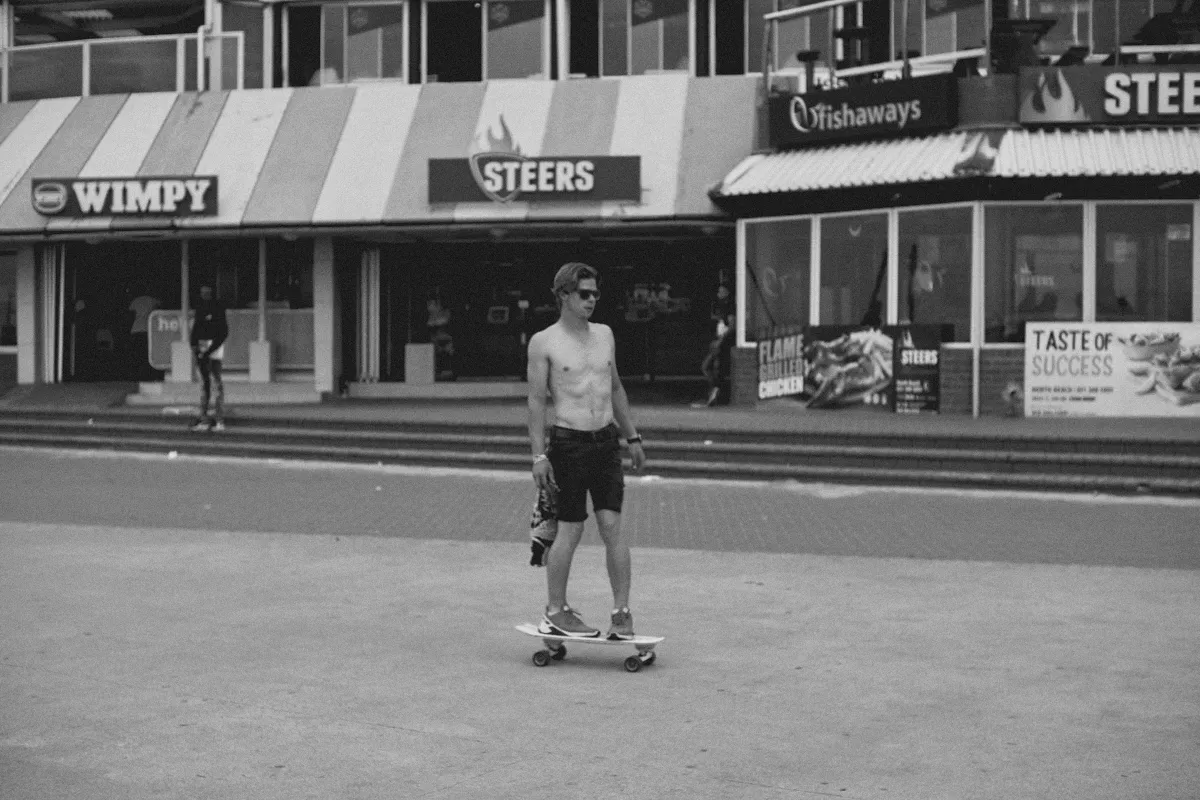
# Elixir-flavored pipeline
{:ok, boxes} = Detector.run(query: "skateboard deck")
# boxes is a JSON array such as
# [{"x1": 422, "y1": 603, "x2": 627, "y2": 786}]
[{"x1": 515, "y1": 623, "x2": 664, "y2": 671}]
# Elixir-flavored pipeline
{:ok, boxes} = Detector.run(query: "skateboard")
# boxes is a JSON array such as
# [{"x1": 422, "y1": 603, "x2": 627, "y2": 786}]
[{"x1": 515, "y1": 623, "x2": 664, "y2": 672}]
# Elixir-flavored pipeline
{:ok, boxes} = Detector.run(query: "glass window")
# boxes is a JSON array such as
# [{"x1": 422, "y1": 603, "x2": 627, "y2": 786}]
[
  {"x1": 322, "y1": 3, "x2": 406, "y2": 84},
  {"x1": 1, "y1": 252, "x2": 16, "y2": 347},
  {"x1": 89, "y1": 39, "x2": 180, "y2": 95},
  {"x1": 898, "y1": 207, "x2": 973, "y2": 342},
  {"x1": 1096, "y1": 204, "x2": 1192, "y2": 323},
  {"x1": 745, "y1": 219, "x2": 812, "y2": 340},
  {"x1": 426, "y1": 0, "x2": 483, "y2": 82},
  {"x1": 894, "y1": 0, "x2": 986, "y2": 59},
  {"x1": 820, "y1": 212, "x2": 888, "y2": 326},
  {"x1": 222, "y1": 1, "x2": 265, "y2": 88},
  {"x1": 487, "y1": 0, "x2": 545, "y2": 78},
  {"x1": 775, "y1": 7, "x2": 832, "y2": 73},
  {"x1": 267, "y1": 239, "x2": 315, "y2": 309},
  {"x1": 985, "y1": 204, "x2": 1083, "y2": 343},
  {"x1": 8, "y1": 45, "x2": 83, "y2": 102},
  {"x1": 602, "y1": 0, "x2": 689, "y2": 76}
]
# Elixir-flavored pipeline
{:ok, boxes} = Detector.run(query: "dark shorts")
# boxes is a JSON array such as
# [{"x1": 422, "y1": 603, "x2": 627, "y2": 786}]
[{"x1": 547, "y1": 423, "x2": 624, "y2": 523}]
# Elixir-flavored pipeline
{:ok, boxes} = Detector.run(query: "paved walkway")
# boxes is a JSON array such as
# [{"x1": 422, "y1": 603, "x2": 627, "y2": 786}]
[{"x1": 3, "y1": 381, "x2": 1199, "y2": 444}]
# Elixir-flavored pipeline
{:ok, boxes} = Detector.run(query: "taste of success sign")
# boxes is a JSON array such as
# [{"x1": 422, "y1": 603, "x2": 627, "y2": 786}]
[{"x1": 1024, "y1": 322, "x2": 1200, "y2": 417}]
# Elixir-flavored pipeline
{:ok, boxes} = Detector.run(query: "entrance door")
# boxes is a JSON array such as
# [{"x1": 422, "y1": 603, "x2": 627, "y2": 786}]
[{"x1": 64, "y1": 241, "x2": 180, "y2": 381}]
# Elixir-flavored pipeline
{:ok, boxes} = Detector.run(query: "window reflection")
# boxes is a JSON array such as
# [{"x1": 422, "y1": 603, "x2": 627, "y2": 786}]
[
  {"x1": 897, "y1": 207, "x2": 973, "y2": 342},
  {"x1": 985, "y1": 205, "x2": 1083, "y2": 343},
  {"x1": 745, "y1": 219, "x2": 812, "y2": 340},
  {"x1": 820, "y1": 213, "x2": 888, "y2": 326},
  {"x1": 487, "y1": 0, "x2": 545, "y2": 79},
  {"x1": 1096, "y1": 204, "x2": 1192, "y2": 323},
  {"x1": 602, "y1": 0, "x2": 690, "y2": 76},
  {"x1": 321, "y1": 2, "x2": 405, "y2": 84}
]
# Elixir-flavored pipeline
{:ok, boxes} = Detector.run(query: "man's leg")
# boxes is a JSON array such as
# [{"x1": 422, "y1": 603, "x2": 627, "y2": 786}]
[
  {"x1": 209, "y1": 358, "x2": 225, "y2": 422},
  {"x1": 595, "y1": 509, "x2": 631, "y2": 610},
  {"x1": 545, "y1": 520, "x2": 585, "y2": 612},
  {"x1": 197, "y1": 357, "x2": 212, "y2": 419}
]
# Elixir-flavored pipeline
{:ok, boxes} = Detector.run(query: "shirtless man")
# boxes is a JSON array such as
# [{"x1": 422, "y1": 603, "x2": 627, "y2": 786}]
[{"x1": 528, "y1": 262, "x2": 647, "y2": 640}]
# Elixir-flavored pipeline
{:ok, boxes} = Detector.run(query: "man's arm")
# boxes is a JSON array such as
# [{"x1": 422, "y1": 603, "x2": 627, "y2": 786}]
[
  {"x1": 209, "y1": 306, "x2": 229, "y2": 353},
  {"x1": 608, "y1": 327, "x2": 645, "y2": 471},
  {"x1": 527, "y1": 332, "x2": 556, "y2": 491}
]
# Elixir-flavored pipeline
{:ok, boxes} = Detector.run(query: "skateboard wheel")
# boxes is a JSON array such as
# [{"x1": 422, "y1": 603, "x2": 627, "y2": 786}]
[
  {"x1": 623, "y1": 655, "x2": 642, "y2": 672},
  {"x1": 551, "y1": 645, "x2": 567, "y2": 661},
  {"x1": 532, "y1": 650, "x2": 551, "y2": 667}
]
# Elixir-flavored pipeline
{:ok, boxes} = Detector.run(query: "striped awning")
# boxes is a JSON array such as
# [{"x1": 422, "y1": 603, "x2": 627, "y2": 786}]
[
  {"x1": 0, "y1": 74, "x2": 758, "y2": 237},
  {"x1": 714, "y1": 127, "x2": 1200, "y2": 198}
]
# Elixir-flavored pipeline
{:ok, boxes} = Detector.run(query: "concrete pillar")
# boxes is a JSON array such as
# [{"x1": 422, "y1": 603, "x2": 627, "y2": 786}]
[
  {"x1": 249, "y1": 237, "x2": 273, "y2": 382},
  {"x1": 312, "y1": 236, "x2": 338, "y2": 396},
  {"x1": 169, "y1": 239, "x2": 193, "y2": 382},
  {"x1": 15, "y1": 245, "x2": 36, "y2": 384}
]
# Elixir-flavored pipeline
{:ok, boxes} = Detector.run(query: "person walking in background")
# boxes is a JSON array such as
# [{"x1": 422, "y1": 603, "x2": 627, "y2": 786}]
[
  {"x1": 527, "y1": 262, "x2": 647, "y2": 640},
  {"x1": 697, "y1": 282, "x2": 735, "y2": 407},
  {"x1": 189, "y1": 284, "x2": 228, "y2": 432}
]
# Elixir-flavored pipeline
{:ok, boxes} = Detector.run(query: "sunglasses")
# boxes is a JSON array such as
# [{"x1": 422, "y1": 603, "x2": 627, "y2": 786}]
[{"x1": 574, "y1": 289, "x2": 601, "y2": 301}]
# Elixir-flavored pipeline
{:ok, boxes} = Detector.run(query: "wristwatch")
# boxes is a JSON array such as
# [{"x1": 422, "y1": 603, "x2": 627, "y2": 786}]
[
  {"x1": 626, "y1": 435, "x2": 643, "y2": 445},
  {"x1": 533, "y1": 453, "x2": 549, "y2": 465}
]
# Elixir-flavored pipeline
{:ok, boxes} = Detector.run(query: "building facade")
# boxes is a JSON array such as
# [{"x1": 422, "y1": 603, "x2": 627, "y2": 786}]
[{"x1": 1, "y1": 0, "x2": 1197, "y2": 411}]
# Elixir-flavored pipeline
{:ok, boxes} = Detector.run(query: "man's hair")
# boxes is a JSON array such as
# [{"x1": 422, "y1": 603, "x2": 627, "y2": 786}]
[{"x1": 552, "y1": 262, "x2": 599, "y2": 302}]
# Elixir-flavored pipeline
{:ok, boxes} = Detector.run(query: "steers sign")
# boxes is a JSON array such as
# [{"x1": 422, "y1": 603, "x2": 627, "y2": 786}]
[
  {"x1": 1020, "y1": 66, "x2": 1200, "y2": 125},
  {"x1": 31, "y1": 176, "x2": 218, "y2": 217},
  {"x1": 769, "y1": 74, "x2": 958, "y2": 148},
  {"x1": 428, "y1": 115, "x2": 641, "y2": 204}
]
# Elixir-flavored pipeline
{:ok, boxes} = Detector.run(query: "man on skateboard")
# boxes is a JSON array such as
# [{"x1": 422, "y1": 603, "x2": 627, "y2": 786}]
[{"x1": 527, "y1": 262, "x2": 646, "y2": 640}]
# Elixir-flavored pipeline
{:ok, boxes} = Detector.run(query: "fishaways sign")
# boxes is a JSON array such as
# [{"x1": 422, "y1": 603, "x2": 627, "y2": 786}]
[
  {"x1": 31, "y1": 176, "x2": 218, "y2": 217},
  {"x1": 768, "y1": 74, "x2": 957, "y2": 148}
]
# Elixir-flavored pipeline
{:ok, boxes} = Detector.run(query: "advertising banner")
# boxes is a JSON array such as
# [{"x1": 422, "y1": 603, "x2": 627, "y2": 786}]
[
  {"x1": 31, "y1": 176, "x2": 218, "y2": 217},
  {"x1": 147, "y1": 309, "x2": 315, "y2": 371},
  {"x1": 767, "y1": 74, "x2": 958, "y2": 148},
  {"x1": 1019, "y1": 66, "x2": 1200, "y2": 126},
  {"x1": 757, "y1": 325, "x2": 942, "y2": 412},
  {"x1": 1024, "y1": 322, "x2": 1200, "y2": 417}
]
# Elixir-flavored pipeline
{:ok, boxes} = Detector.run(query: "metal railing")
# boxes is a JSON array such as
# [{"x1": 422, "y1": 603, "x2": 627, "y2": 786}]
[{"x1": 1, "y1": 30, "x2": 243, "y2": 104}]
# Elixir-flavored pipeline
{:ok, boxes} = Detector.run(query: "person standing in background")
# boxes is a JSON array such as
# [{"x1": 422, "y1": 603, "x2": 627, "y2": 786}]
[{"x1": 189, "y1": 284, "x2": 228, "y2": 432}]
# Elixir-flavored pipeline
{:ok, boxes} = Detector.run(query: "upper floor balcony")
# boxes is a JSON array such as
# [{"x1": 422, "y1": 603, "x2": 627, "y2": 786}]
[{"x1": 2, "y1": 0, "x2": 1198, "y2": 104}]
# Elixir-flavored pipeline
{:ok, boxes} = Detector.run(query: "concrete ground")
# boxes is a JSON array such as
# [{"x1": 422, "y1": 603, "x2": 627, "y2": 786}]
[{"x1": 2, "y1": 450, "x2": 1198, "y2": 800}]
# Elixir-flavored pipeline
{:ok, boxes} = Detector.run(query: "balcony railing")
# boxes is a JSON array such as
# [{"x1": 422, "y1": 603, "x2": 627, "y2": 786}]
[{"x1": 1, "y1": 31, "x2": 244, "y2": 104}]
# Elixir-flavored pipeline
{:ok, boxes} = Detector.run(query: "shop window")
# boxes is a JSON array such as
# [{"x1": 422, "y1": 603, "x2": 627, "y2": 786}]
[
  {"x1": 1096, "y1": 204, "x2": 1192, "y2": 323},
  {"x1": 745, "y1": 218, "x2": 812, "y2": 340},
  {"x1": 985, "y1": 204, "x2": 1083, "y2": 344},
  {"x1": 819, "y1": 212, "x2": 888, "y2": 326},
  {"x1": 488, "y1": 1, "x2": 547, "y2": 78},
  {"x1": 320, "y1": 2, "x2": 406, "y2": 84},
  {"x1": 267, "y1": 240, "x2": 316, "y2": 309},
  {"x1": 223, "y1": 1, "x2": 266, "y2": 88},
  {"x1": 189, "y1": 239, "x2": 260, "y2": 307},
  {"x1": 602, "y1": 0, "x2": 690, "y2": 76},
  {"x1": 0, "y1": 252, "x2": 16, "y2": 347},
  {"x1": 897, "y1": 206, "x2": 972, "y2": 342}
]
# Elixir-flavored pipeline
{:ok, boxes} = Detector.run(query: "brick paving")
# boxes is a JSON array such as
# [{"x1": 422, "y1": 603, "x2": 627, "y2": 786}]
[{"x1": 4, "y1": 448, "x2": 1198, "y2": 570}]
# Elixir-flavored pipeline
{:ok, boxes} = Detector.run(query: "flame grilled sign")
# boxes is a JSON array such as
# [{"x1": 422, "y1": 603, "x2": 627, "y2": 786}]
[{"x1": 429, "y1": 115, "x2": 641, "y2": 204}]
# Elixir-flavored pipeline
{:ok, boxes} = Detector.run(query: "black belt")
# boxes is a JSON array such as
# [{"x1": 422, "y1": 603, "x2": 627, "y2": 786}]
[{"x1": 551, "y1": 423, "x2": 620, "y2": 443}]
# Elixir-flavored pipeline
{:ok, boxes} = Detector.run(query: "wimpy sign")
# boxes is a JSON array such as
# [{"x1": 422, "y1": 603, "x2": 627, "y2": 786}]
[{"x1": 31, "y1": 176, "x2": 218, "y2": 217}]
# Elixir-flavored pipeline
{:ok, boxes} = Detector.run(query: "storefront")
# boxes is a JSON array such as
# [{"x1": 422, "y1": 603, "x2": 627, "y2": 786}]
[
  {"x1": 712, "y1": 66, "x2": 1200, "y2": 416},
  {"x1": 0, "y1": 74, "x2": 757, "y2": 399}
]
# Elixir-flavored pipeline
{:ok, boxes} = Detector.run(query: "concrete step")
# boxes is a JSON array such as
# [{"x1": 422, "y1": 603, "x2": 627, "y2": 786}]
[
  {"x1": 126, "y1": 381, "x2": 322, "y2": 405},
  {"x1": 1, "y1": 412, "x2": 1197, "y2": 494}
]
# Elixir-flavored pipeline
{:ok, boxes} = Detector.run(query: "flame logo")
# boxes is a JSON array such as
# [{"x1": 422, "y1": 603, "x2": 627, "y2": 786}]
[
  {"x1": 477, "y1": 115, "x2": 521, "y2": 157},
  {"x1": 1021, "y1": 69, "x2": 1090, "y2": 123},
  {"x1": 469, "y1": 114, "x2": 528, "y2": 203}
]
